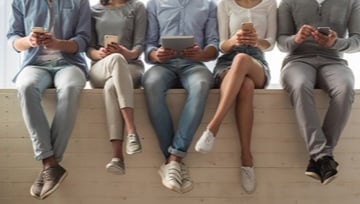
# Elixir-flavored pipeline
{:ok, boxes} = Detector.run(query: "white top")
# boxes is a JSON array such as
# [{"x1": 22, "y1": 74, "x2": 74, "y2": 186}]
[
  {"x1": 316, "y1": 0, "x2": 325, "y2": 5},
  {"x1": 36, "y1": 0, "x2": 62, "y2": 63},
  {"x1": 217, "y1": 0, "x2": 277, "y2": 52}
]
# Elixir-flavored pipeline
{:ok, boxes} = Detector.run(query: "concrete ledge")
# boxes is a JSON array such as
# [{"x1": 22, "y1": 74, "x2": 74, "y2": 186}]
[{"x1": 1, "y1": 89, "x2": 360, "y2": 204}]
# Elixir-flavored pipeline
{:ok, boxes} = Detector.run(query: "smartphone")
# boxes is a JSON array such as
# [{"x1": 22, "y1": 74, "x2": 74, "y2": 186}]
[
  {"x1": 32, "y1": 27, "x2": 45, "y2": 34},
  {"x1": 104, "y1": 35, "x2": 119, "y2": 48},
  {"x1": 317, "y1": 27, "x2": 330, "y2": 35},
  {"x1": 241, "y1": 22, "x2": 254, "y2": 31}
]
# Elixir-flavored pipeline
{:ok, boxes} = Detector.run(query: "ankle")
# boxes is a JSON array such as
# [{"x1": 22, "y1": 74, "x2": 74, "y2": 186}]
[
  {"x1": 168, "y1": 155, "x2": 182, "y2": 164},
  {"x1": 241, "y1": 153, "x2": 253, "y2": 167},
  {"x1": 42, "y1": 156, "x2": 58, "y2": 169}
]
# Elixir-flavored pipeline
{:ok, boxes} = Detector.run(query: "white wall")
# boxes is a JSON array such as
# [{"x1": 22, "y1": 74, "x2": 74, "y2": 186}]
[{"x1": 1, "y1": 0, "x2": 359, "y2": 88}]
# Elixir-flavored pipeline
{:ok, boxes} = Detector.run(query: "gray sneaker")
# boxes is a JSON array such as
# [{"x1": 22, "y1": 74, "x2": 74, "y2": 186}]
[
  {"x1": 126, "y1": 133, "x2": 142, "y2": 155},
  {"x1": 30, "y1": 170, "x2": 44, "y2": 199},
  {"x1": 40, "y1": 165, "x2": 68, "y2": 200},
  {"x1": 180, "y1": 163, "x2": 194, "y2": 193},
  {"x1": 106, "y1": 158, "x2": 125, "y2": 175},
  {"x1": 158, "y1": 161, "x2": 182, "y2": 193}
]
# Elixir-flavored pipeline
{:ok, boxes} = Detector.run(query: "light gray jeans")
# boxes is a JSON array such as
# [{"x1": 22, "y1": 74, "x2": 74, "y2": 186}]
[
  {"x1": 15, "y1": 64, "x2": 86, "y2": 162},
  {"x1": 281, "y1": 55, "x2": 355, "y2": 161},
  {"x1": 89, "y1": 53, "x2": 144, "y2": 141}
]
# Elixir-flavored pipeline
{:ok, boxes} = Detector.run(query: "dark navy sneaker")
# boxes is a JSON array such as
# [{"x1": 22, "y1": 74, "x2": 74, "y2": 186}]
[
  {"x1": 317, "y1": 156, "x2": 339, "y2": 185},
  {"x1": 305, "y1": 158, "x2": 321, "y2": 181}
]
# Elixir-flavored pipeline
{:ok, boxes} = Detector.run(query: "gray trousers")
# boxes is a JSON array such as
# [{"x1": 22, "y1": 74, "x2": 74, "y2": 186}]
[
  {"x1": 16, "y1": 65, "x2": 86, "y2": 162},
  {"x1": 89, "y1": 53, "x2": 144, "y2": 141},
  {"x1": 281, "y1": 55, "x2": 354, "y2": 161}
]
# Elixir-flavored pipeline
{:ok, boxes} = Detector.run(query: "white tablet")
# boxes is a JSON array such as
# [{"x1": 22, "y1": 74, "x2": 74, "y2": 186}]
[{"x1": 161, "y1": 36, "x2": 194, "y2": 52}]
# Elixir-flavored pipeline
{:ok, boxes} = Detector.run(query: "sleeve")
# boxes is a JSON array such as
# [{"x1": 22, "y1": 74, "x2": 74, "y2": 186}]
[
  {"x1": 69, "y1": 0, "x2": 91, "y2": 52},
  {"x1": 332, "y1": 0, "x2": 360, "y2": 53},
  {"x1": 7, "y1": 0, "x2": 25, "y2": 53},
  {"x1": 132, "y1": 1, "x2": 147, "y2": 54},
  {"x1": 217, "y1": 0, "x2": 230, "y2": 53},
  {"x1": 144, "y1": 0, "x2": 160, "y2": 64},
  {"x1": 276, "y1": 0, "x2": 299, "y2": 53},
  {"x1": 263, "y1": 0, "x2": 277, "y2": 51},
  {"x1": 204, "y1": 0, "x2": 219, "y2": 53}
]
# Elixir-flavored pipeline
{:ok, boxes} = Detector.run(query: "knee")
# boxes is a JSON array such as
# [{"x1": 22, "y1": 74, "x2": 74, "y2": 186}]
[
  {"x1": 16, "y1": 82, "x2": 39, "y2": 98},
  {"x1": 108, "y1": 53, "x2": 127, "y2": 65},
  {"x1": 104, "y1": 80, "x2": 116, "y2": 94},
  {"x1": 331, "y1": 82, "x2": 355, "y2": 102},
  {"x1": 142, "y1": 71, "x2": 163, "y2": 94},
  {"x1": 231, "y1": 53, "x2": 252, "y2": 72}
]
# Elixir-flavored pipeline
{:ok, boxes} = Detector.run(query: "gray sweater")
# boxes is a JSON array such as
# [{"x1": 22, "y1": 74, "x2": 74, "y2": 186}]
[
  {"x1": 277, "y1": 0, "x2": 360, "y2": 61},
  {"x1": 90, "y1": 0, "x2": 146, "y2": 55}
]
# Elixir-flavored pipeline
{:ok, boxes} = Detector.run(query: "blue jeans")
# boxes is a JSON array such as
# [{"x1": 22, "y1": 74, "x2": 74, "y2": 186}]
[
  {"x1": 142, "y1": 58, "x2": 213, "y2": 159},
  {"x1": 15, "y1": 61, "x2": 86, "y2": 162}
]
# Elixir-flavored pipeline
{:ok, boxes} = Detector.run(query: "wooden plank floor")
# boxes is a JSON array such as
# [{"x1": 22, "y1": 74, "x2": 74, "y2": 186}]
[{"x1": 1, "y1": 89, "x2": 360, "y2": 204}]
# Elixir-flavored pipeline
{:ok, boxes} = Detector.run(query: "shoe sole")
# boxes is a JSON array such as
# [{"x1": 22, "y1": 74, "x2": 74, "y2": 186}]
[
  {"x1": 194, "y1": 146, "x2": 210, "y2": 154},
  {"x1": 29, "y1": 188, "x2": 41, "y2": 200},
  {"x1": 322, "y1": 164, "x2": 339, "y2": 185},
  {"x1": 40, "y1": 171, "x2": 68, "y2": 200},
  {"x1": 158, "y1": 169, "x2": 181, "y2": 193},
  {"x1": 305, "y1": 172, "x2": 321, "y2": 181},
  {"x1": 322, "y1": 174, "x2": 337, "y2": 185},
  {"x1": 106, "y1": 165, "x2": 125, "y2": 175},
  {"x1": 181, "y1": 184, "x2": 194, "y2": 193}
]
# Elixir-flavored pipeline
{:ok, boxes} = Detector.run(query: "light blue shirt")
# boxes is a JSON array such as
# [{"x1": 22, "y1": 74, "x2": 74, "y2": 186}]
[
  {"x1": 7, "y1": 0, "x2": 91, "y2": 80},
  {"x1": 145, "y1": 0, "x2": 219, "y2": 63}
]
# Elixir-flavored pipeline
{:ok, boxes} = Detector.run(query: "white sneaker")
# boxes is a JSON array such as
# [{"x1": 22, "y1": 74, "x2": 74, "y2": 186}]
[
  {"x1": 180, "y1": 163, "x2": 194, "y2": 193},
  {"x1": 106, "y1": 158, "x2": 125, "y2": 175},
  {"x1": 126, "y1": 133, "x2": 142, "y2": 155},
  {"x1": 158, "y1": 161, "x2": 182, "y2": 193},
  {"x1": 240, "y1": 166, "x2": 256, "y2": 193},
  {"x1": 195, "y1": 129, "x2": 215, "y2": 154}
]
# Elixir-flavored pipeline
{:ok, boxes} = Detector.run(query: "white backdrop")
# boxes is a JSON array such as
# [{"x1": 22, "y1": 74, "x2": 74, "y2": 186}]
[{"x1": 0, "y1": 0, "x2": 358, "y2": 88}]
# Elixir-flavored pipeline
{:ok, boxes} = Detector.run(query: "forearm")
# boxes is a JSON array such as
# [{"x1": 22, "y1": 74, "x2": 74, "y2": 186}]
[
  {"x1": 55, "y1": 40, "x2": 78, "y2": 53},
  {"x1": 256, "y1": 39, "x2": 271, "y2": 51},
  {"x1": 87, "y1": 47, "x2": 101, "y2": 61},
  {"x1": 13, "y1": 37, "x2": 32, "y2": 52}
]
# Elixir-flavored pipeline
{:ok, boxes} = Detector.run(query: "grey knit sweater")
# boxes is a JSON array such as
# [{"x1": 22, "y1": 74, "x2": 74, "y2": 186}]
[{"x1": 277, "y1": 0, "x2": 360, "y2": 61}]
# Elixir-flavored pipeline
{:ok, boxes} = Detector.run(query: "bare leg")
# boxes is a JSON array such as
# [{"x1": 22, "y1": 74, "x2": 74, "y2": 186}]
[
  {"x1": 120, "y1": 107, "x2": 136, "y2": 134},
  {"x1": 110, "y1": 140, "x2": 124, "y2": 160},
  {"x1": 207, "y1": 53, "x2": 265, "y2": 135},
  {"x1": 236, "y1": 78, "x2": 255, "y2": 167},
  {"x1": 42, "y1": 156, "x2": 58, "y2": 169}
]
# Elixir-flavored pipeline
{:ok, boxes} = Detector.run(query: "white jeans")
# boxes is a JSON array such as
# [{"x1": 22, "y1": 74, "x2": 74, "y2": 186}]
[
  {"x1": 16, "y1": 65, "x2": 86, "y2": 162},
  {"x1": 89, "y1": 53, "x2": 144, "y2": 140}
]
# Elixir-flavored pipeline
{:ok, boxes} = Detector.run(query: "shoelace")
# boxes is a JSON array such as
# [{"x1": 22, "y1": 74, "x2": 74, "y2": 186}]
[
  {"x1": 128, "y1": 134, "x2": 138, "y2": 144},
  {"x1": 205, "y1": 132, "x2": 213, "y2": 144},
  {"x1": 168, "y1": 167, "x2": 182, "y2": 184},
  {"x1": 242, "y1": 168, "x2": 254, "y2": 180}
]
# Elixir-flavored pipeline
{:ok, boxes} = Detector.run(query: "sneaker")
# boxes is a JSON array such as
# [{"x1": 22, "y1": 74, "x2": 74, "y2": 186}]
[
  {"x1": 317, "y1": 156, "x2": 338, "y2": 185},
  {"x1": 180, "y1": 163, "x2": 194, "y2": 193},
  {"x1": 195, "y1": 129, "x2": 215, "y2": 154},
  {"x1": 30, "y1": 170, "x2": 44, "y2": 199},
  {"x1": 40, "y1": 165, "x2": 68, "y2": 200},
  {"x1": 126, "y1": 133, "x2": 142, "y2": 155},
  {"x1": 106, "y1": 158, "x2": 125, "y2": 175},
  {"x1": 158, "y1": 161, "x2": 182, "y2": 193},
  {"x1": 240, "y1": 166, "x2": 256, "y2": 193},
  {"x1": 305, "y1": 158, "x2": 321, "y2": 181}
]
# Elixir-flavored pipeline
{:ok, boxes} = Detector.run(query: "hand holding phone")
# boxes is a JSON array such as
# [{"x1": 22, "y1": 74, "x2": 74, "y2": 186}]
[
  {"x1": 241, "y1": 22, "x2": 254, "y2": 32},
  {"x1": 104, "y1": 35, "x2": 119, "y2": 48},
  {"x1": 32, "y1": 27, "x2": 45, "y2": 34},
  {"x1": 317, "y1": 27, "x2": 330, "y2": 35}
]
